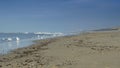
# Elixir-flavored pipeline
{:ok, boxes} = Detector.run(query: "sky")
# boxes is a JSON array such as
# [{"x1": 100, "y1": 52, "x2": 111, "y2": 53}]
[{"x1": 0, "y1": 0, "x2": 120, "y2": 33}]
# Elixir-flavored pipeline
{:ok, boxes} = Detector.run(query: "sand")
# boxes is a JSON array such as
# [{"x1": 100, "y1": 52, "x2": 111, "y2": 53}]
[{"x1": 0, "y1": 31, "x2": 120, "y2": 68}]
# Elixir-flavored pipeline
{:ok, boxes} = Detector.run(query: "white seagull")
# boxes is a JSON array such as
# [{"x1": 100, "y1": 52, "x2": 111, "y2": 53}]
[{"x1": 16, "y1": 37, "x2": 20, "y2": 41}]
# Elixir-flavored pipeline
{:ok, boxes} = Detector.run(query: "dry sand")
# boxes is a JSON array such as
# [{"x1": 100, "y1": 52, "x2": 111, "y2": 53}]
[{"x1": 0, "y1": 31, "x2": 120, "y2": 68}]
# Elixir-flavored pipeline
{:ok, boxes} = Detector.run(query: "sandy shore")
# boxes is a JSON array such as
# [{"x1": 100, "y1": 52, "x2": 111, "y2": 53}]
[{"x1": 0, "y1": 31, "x2": 120, "y2": 68}]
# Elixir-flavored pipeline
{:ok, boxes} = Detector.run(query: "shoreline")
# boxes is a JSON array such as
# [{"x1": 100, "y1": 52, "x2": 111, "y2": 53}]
[
  {"x1": 0, "y1": 39, "x2": 34, "y2": 55},
  {"x1": 0, "y1": 31, "x2": 120, "y2": 68}
]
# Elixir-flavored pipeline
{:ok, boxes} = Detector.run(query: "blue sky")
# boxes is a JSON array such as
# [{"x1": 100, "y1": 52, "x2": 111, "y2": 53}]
[{"x1": 0, "y1": 0, "x2": 120, "y2": 33}]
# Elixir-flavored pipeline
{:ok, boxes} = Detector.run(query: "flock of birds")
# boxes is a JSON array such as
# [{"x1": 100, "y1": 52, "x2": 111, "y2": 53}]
[
  {"x1": 1, "y1": 37, "x2": 20, "y2": 42},
  {"x1": 0, "y1": 33, "x2": 64, "y2": 42},
  {"x1": 1, "y1": 35, "x2": 45, "y2": 42}
]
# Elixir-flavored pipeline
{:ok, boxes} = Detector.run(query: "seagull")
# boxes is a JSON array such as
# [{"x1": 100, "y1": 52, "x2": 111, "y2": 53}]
[
  {"x1": 7, "y1": 38, "x2": 12, "y2": 42},
  {"x1": 16, "y1": 37, "x2": 20, "y2": 41}
]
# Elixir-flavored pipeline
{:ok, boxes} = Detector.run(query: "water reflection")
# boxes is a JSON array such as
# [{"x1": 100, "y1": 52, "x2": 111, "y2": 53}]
[
  {"x1": 16, "y1": 41, "x2": 19, "y2": 47},
  {"x1": 0, "y1": 40, "x2": 33, "y2": 54},
  {"x1": 7, "y1": 42, "x2": 12, "y2": 47}
]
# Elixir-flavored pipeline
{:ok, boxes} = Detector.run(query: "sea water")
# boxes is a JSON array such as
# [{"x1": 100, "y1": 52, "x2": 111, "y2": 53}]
[{"x1": 0, "y1": 32, "x2": 63, "y2": 54}]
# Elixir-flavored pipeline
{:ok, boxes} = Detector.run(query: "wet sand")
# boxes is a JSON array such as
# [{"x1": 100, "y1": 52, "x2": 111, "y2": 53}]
[{"x1": 0, "y1": 31, "x2": 120, "y2": 68}]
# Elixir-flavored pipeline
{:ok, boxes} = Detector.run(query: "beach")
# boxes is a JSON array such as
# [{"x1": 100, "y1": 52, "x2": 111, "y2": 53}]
[{"x1": 0, "y1": 31, "x2": 120, "y2": 68}]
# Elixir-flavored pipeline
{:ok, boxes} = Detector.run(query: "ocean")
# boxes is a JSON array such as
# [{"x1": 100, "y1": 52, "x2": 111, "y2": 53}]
[{"x1": 0, "y1": 32, "x2": 63, "y2": 54}]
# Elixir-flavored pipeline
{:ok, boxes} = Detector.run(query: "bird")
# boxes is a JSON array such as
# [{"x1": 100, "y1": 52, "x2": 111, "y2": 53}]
[
  {"x1": 16, "y1": 37, "x2": 20, "y2": 41},
  {"x1": 7, "y1": 38, "x2": 12, "y2": 42}
]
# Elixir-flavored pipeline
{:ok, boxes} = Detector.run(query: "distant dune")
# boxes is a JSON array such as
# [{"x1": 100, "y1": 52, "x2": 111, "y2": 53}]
[
  {"x1": 0, "y1": 28, "x2": 120, "y2": 68},
  {"x1": 93, "y1": 27, "x2": 120, "y2": 31}
]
